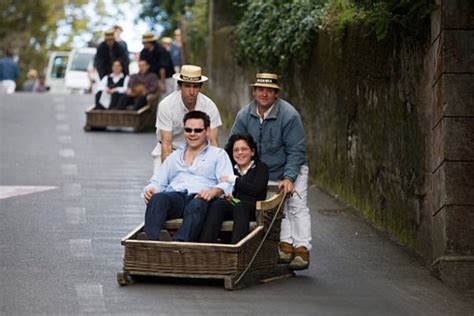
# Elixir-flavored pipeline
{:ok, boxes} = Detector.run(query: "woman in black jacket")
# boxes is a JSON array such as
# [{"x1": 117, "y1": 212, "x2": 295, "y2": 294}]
[{"x1": 200, "y1": 134, "x2": 269, "y2": 244}]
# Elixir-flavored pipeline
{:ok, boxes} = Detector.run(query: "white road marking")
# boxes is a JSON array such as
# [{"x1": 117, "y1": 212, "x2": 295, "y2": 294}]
[
  {"x1": 54, "y1": 104, "x2": 66, "y2": 112},
  {"x1": 0, "y1": 186, "x2": 58, "y2": 200},
  {"x1": 53, "y1": 96, "x2": 65, "y2": 103},
  {"x1": 57, "y1": 135, "x2": 72, "y2": 144},
  {"x1": 56, "y1": 123, "x2": 70, "y2": 133},
  {"x1": 63, "y1": 183, "x2": 81, "y2": 197},
  {"x1": 69, "y1": 239, "x2": 93, "y2": 258},
  {"x1": 61, "y1": 164, "x2": 78, "y2": 176},
  {"x1": 66, "y1": 207, "x2": 86, "y2": 224},
  {"x1": 75, "y1": 283, "x2": 106, "y2": 312},
  {"x1": 55, "y1": 113, "x2": 67, "y2": 121},
  {"x1": 59, "y1": 149, "x2": 75, "y2": 158}
]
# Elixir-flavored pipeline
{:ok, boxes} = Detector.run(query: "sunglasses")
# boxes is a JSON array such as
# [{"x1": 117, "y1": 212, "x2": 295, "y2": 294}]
[{"x1": 184, "y1": 127, "x2": 205, "y2": 134}]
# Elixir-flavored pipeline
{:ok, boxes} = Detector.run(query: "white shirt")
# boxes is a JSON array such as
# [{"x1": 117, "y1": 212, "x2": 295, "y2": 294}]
[
  {"x1": 98, "y1": 73, "x2": 129, "y2": 94},
  {"x1": 257, "y1": 103, "x2": 275, "y2": 123},
  {"x1": 152, "y1": 90, "x2": 222, "y2": 156}
]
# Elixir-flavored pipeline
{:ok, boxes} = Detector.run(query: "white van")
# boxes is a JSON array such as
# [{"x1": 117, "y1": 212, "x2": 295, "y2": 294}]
[
  {"x1": 45, "y1": 51, "x2": 70, "y2": 94},
  {"x1": 64, "y1": 47, "x2": 96, "y2": 94}
]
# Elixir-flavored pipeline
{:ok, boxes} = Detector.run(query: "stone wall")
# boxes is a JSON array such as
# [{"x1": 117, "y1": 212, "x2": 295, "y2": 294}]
[
  {"x1": 428, "y1": 0, "x2": 474, "y2": 289},
  {"x1": 204, "y1": 0, "x2": 473, "y2": 289}
]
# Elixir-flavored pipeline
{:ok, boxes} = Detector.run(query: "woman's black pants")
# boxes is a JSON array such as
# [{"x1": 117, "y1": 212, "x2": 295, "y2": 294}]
[{"x1": 200, "y1": 199, "x2": 256, "y2": 244}]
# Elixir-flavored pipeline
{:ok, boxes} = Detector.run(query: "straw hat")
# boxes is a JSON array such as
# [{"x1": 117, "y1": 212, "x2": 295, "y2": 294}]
[
  {"x1": 160, "y1": 37, "x2": 173, "y2": 45},
  {"x1": 173, "y1": 65, "x2": 208, "y2": 83},
  {"x1": 250, "y1": 73, "x2": 281, "y2": 90},
  {"x1": 104, "y1": 29, "x2": 115, "y2": 40},
  {"x1": 142, "y1": 32, "x2": 158, "y2": 43}
]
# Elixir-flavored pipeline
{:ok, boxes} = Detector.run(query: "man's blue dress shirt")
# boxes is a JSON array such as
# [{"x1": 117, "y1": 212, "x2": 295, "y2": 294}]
[{"x1": 146, "y1": 143, "x2": 234, "y2": 195}]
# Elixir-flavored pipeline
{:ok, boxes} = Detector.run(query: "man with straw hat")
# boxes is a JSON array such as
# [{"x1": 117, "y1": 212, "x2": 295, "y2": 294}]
[
  {"x1": 140, "y1": 31, "x2": 175, "y2": 99},
  {"x1": 150, "y1": 65, "x2": 222, "y2": 175},
  {"x1": 230, "y1": 73, "x2": 311, "y2": 270},
  {"x1": 94, "y1": 28, "x2": 129, "y2": 79}
]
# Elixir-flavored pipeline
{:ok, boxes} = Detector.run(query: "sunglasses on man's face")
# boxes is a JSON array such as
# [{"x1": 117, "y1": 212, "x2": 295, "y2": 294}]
[{"x1": 184, "y1": 127, "x2": 205, "y2": 134}]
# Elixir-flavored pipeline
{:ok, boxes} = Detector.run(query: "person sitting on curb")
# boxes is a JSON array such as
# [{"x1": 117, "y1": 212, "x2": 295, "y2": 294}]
[
  {"x1": 117, "y1": 59, "x2": 158, "y2": 111},
  {"x1": 94, "y1": 60, "x2": 128, "y2": 110},
  {"x1": 200, "y1": 134, "x2": 269, "y2": 244},
  {"x1": 139, "y1": 110, "x2": 234, "y2": 242},
  {"x1": 22, "y1": 69, "x2": 37, "y2": 92},
  {"x1": 230, "y1": 73, "x2": 311, "y2": 270}
]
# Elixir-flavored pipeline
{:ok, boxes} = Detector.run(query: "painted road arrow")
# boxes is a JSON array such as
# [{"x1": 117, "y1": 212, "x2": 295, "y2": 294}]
[{"x1": 0, "y1": 186, "x2": 58, "y2": 200}]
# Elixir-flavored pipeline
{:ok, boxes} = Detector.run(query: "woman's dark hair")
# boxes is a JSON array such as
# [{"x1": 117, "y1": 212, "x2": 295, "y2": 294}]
[
  {"x1": 111, "y1": 59, "x2": 123, "y2": 69},
  {"x1": 224, "y1": 134, "x2": 260, "y2": 165}
]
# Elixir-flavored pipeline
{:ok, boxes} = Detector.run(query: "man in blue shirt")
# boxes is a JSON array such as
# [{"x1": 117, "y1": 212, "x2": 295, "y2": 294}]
[
  {"x1": 231, "y1": 73, "x2": 311, "y2": 270},
  {"x1": 0, "y1": 50, "x2": 20, "y2": 94},
  {"x1": 141, "y1": 110, "x2": 234, "y2": 241}
]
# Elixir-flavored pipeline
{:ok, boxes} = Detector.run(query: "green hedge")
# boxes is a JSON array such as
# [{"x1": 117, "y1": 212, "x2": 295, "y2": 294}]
[{"x1": 233, "y1": 0, "x2": 435, "y2": 71}]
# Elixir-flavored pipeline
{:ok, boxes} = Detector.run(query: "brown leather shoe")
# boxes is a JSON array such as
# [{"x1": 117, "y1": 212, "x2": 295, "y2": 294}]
[
  {"x1": 289, "y1": 246, "x2": 309, "y2": 270},
  {"x1": 278, "y1": 242, "x2": 294, "y2": 263}
]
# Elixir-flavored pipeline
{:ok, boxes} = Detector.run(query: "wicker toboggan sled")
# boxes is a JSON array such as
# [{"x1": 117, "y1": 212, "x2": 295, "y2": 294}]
[{"x1": 117, "y1": 190, "x2": 293, "y2": 290}]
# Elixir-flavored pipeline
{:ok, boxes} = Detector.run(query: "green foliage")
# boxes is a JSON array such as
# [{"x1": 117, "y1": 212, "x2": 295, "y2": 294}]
[
  {"x1": 139, "y1": 0, "x2": 193, "y2": 33},
  {"x1": 184, "y1": 0, "x2": 208, "y2": 64},
  {"x1": 326, "y1": 0, "x2": 436, "y2": 40},
  {"x1": 233, "y1": 0, "x2": 435, "y2": 70},
  {"x1": 234, "y1": 0, "x2": 329, "y2": 71}
]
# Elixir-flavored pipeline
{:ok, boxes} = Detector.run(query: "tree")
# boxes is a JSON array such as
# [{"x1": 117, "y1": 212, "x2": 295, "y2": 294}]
[
  {"x1": 139, "y1": 0, "x2": 193, "y2": 34},
  {"x1": 0, "y1": 0, "x2": 126, "y2": 86}
]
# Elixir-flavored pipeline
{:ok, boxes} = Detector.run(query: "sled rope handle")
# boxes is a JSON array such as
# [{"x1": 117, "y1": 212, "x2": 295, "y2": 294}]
[{"x1": 234, "y1": 191, "x2": 288, "y2": 286}]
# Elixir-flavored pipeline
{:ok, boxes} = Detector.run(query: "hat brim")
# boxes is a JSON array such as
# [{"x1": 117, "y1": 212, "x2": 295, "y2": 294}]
[
  {"x1": 173, "y1": 73, "x2": 208, "y2": 83},
  {"x1": 250, "y1": 83, "x2": 281, "y2": 90},
  {"x1": 142, "y1": 37, "x2": 158, "y2": 43}
]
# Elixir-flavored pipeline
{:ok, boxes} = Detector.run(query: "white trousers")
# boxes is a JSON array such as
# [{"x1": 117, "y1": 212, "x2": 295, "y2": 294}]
[
  {"x1": 280, "y1": 165, "x2": 312, "y2": 250},
  {"x1": 1, "y1": 80, "x2": 16, "y2": 94}
]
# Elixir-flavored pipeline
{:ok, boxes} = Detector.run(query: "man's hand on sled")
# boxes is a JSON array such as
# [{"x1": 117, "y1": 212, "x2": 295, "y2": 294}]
[
  {"x1": 144, "y1": 187, "x2": 156, "y2": 204},
  {"x1": 278, "y1": 179, "x2": 294, "y2": 194}
]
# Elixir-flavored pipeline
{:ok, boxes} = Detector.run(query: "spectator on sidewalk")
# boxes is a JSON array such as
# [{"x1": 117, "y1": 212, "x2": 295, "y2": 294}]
[
  {"x1": 140, "y1": 31, "x2": 175, "y2": 99},
  {"x1": 172, "y1": 29, "x2": 183, "y2": 73},
  {"x1": 161, "y1": 36, "x2": 181, "y2": 74},
  {"x1": 151, "y1": 65, "x2": 222, "y2": 175},
  {"x1": 94, "y1": 60, "x2": 129, "y2": 110},
  {"x1": 94, "y1": 29, "x2": 129, "y2": 79},
  {"x1": 117, "y1": 59, "x2": 157, "y2": 111},
  {"x1": 230, "y1": 73, "x2": 311, "y2": 270},
  {"x1": 22, "y1": 69, "x2": 38, "y2": 92},
  {"x1": 0, "y1": 49, "x2": 20, "y2": 94},
  {"x1": 140, "y1": 110, "x2": 234, "y2": 242},
  {"x1": 32, "y1": 73, "x2": 48, "y2": 93}
]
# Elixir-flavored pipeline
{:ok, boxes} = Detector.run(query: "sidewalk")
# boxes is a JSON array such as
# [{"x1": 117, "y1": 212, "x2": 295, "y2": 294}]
[{"x1": 305, "y1": 184, "x2": 473, "y2": 314}]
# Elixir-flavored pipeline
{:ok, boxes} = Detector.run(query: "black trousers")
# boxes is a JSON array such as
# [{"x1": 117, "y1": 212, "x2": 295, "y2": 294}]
[
  {"x1": 200, "y1": 199, "x2": 256, "y2": 244},
  {"x1": 95, "y1": 91, "x2": 124, "y2": 109},
  {"x1": 116, "y1": 94, "x2": 147, "y2": 110}
]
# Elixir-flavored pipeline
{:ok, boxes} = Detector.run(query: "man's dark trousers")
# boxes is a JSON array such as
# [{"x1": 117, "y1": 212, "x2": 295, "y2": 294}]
[{"x1": 144, "y1": 191, "x2": 209, "y2": 241}]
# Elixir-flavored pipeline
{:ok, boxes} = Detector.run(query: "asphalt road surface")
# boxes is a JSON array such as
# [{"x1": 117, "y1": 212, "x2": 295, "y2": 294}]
[{"x1": 1, "y1": 93, "x2": 472, "y2": 315}]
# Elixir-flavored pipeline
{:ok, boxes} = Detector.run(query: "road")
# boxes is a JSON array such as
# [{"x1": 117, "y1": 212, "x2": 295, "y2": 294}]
[{"x1": 1, "y1": 93, "x2": 472, "y2": 315}]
